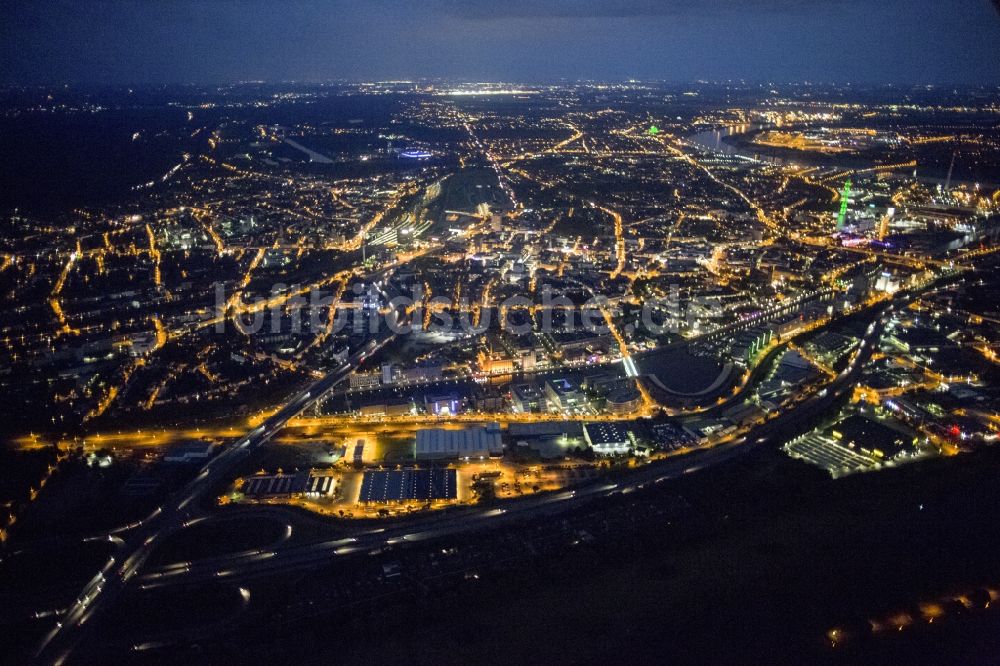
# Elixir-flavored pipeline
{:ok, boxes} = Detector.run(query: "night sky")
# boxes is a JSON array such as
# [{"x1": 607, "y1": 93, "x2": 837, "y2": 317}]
[{"x1": 2, "y1": 0, "x2": 1000, "y2": 85}]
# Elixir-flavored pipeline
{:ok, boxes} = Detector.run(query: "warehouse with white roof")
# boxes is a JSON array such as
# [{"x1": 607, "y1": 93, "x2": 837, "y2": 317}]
[{"x1": 414, "y1": 423, "x2": 503, "y2": 460}]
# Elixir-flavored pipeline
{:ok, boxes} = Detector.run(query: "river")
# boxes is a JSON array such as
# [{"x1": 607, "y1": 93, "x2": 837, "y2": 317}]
[
  {"x1": 685, "y1": 124, "x2": 999, "y2": 188},
  {"x1": 685, "y1": 123, "x2": 813, "y2": 167}
]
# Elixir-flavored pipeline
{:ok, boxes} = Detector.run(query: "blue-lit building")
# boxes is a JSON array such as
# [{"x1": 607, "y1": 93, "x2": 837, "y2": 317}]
[
  {"x1": 544, "y1": 377, "x2": 586, "y2": 413},
  {"x1": 424, "y1": 392, "x2": 461, "y2": 416}
]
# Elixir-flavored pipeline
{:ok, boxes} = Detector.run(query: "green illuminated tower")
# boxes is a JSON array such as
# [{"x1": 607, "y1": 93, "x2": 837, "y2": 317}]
[{"x1": 836, "y1": 179, "x2": 852, "y2": 231}]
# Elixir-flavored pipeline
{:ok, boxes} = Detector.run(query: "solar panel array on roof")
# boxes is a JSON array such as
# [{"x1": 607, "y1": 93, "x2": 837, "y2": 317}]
[
  {"x1": 242, "y1": 471, "x2": 309, "y2": 497},
  {"x1": 359, "y1": 468, "x2": 457, "y2": 503}
]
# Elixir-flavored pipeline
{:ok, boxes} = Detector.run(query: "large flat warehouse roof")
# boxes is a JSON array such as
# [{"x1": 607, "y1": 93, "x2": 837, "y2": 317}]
[
  {"x1": 415, "y1": 424, "x2": 503, "y2": 459},
  {"x1": 360, "y1": 468, "x2": 458, "y2": 503}
]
